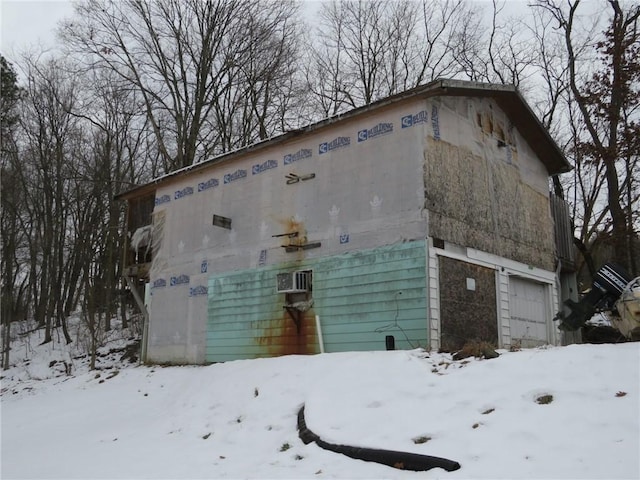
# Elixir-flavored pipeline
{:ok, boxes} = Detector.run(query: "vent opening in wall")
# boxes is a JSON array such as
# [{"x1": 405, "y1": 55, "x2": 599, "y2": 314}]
[
  {"x1": 213, "y1": 214, "x2": 232, "y2": 229},
  {"x1": 433, "y1": 238, "x2": 445, "y2": 249},
  {"x1": 276, "y1": 271, "x2": 310, "y2": 293}
]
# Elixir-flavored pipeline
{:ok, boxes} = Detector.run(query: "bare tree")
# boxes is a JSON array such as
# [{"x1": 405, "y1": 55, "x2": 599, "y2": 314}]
[
  {"x1": 1, "y1": 55, "x2": 24, "y2": 369},
  {"x1": 304, "y1": 1, "x2": 354, "y2": 117},
  {"x1": 534, "y1": 0, "x2": 640, "y2": 277},
  {"x1": 451, "y1": 0, "x2": 539, "y2": 88},
  {"x1": 3, "y1": 51, "x2": 158, "y2": 365},
  {"x1": 414, "y1": 0, "x2": 477, "y2": 84},
  {"x1": 306, "y1": 0, "x2": 480, "y2": 116},
  {"x1": 14, "y1": 55, "x2": 85, "y2": 345},
  {"x1": 64, "y1": 66, "x2": 155, "y2": 332},
  {"x1": 526, "y1": 7, "x2": 572, "y2": 132},
  {"x1": 206, "y1": 0, "x2": 303, "y2": 151},
  {"x1": 61, "y1": 0, "x2": 303, "y2": 172}
]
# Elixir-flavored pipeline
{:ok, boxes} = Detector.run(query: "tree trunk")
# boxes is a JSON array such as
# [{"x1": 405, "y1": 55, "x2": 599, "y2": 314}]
[{"x1": 1, "y1": 319, "x2": 9, "y2": 371}]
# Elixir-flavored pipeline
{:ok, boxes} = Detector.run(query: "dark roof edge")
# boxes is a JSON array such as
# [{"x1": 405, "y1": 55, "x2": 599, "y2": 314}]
[{"x1": 115, "y1": 78, "x2": 570, "y2": 201}]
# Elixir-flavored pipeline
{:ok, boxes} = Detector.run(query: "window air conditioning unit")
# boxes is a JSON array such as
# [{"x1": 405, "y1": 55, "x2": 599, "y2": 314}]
[{"x1": 276, "y1": 271, "x2": 310, "y2": 293}]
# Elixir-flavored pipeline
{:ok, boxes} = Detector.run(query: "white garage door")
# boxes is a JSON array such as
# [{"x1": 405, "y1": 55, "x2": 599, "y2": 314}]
[{"x1": 509, "y1": 277, "x2": 549, "y2": 347}]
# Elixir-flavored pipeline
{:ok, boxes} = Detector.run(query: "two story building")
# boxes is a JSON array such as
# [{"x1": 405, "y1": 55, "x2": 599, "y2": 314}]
[{"x1": 117, "y1": 79, "x2": 572, "y2": 364}]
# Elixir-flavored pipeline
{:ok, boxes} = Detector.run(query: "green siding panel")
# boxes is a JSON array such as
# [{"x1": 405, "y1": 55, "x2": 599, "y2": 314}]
[{"x1": 207, "y1": 241, "x2": 428, "y2": 362}]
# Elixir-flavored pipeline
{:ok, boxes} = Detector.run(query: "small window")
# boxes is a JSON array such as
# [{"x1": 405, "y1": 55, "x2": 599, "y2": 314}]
[{"x1": 212, "y1": 214, "x2": 232, "y2": 229}]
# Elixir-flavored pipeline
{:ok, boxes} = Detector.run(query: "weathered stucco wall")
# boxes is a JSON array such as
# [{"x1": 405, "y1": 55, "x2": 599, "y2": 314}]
[{"x1": 424, "y1": 96, "x2": 555, "y2": 271}]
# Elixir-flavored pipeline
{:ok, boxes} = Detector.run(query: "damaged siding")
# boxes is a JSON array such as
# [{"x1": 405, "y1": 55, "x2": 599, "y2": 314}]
[
  {"x1": 438, "y1": 256, "x2": 498, "y2": 352},
  {"x1": 424, "y1": 97, "x2": 555, "y2": 271},
  {"x1": 427, "y1": 246, "x2": 559, "y2": 351},
  {"x1": 207, "y1": 267, "x2": 319, "y2": 362},
  {"x1": 206, "y1": 241, "x2": 427, "y2": 362},
  {"x1": 312, "y1": 241, "x2": 427, "y2": 352}
]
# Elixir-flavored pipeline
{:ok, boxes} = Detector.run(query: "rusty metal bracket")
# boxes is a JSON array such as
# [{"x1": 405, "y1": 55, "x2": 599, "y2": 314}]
[
  {"x1": 284, "y1": 306, "x2": 302, "y2": 333},
  {"x1": 284, "y1": 242, "x2": 321, "y2": 252},
  {"x1": 286, "y1": 173, "x2": 315, "y2": 185},
  {"x1": 272, "y1": 231, "x2": 299, "y2": 238}
]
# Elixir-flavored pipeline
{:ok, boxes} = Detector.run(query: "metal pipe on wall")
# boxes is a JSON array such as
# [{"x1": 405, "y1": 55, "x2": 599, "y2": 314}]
[{"x1": 315, "y1": 315, "x2": 325, "y2": 353}]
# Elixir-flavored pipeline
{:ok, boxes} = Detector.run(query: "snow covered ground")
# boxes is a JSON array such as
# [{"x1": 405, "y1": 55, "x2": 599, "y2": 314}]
[{"x1": 1, "y1": 328, "x2": 639, "y2": 479}]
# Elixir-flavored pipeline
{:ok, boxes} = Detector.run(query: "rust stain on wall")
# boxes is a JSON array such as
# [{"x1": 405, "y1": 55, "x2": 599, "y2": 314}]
[
  {"x1": 259, "y1": 213, "x2": 317, "y2": 356},
  {"x1": 274, "y1": 216, "x2": 308, "y2": 248},
  {"x1": 255, "y1": 309, "x2": 319, "y2": 356}
]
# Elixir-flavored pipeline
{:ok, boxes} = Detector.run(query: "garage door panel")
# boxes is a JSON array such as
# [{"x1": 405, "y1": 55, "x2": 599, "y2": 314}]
[{"x1": 509, "y1": 277, "x2": 549, "y2": 347}]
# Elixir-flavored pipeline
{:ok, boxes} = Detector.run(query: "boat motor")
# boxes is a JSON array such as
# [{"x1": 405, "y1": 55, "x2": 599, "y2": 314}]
[{"x1": 555, "y1": 263, "x2": 632, "y2": 331}]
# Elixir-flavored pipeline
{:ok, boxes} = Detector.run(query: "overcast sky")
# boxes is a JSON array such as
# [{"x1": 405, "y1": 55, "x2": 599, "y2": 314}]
[
  {"x1": 1, "y1": 0, "x2": 75, "y2": 58},
  {"x1": 2, "y1": 1, "x2": 538, "y2": 60},
  {"x1": 0, "y1": 0, "x2": 325, "y2": 59}
]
